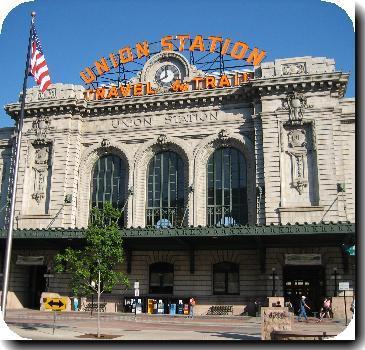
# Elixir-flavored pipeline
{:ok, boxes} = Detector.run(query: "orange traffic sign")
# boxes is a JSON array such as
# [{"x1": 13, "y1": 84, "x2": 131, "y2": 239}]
[{"x1": 44, "y1": 297, "x2": 67, "y2": 311}]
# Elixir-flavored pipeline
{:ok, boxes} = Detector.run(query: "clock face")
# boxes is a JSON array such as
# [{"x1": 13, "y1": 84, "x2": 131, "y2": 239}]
[{"x1": 155, "y1": 64, "x2": 181, "y2": 87}]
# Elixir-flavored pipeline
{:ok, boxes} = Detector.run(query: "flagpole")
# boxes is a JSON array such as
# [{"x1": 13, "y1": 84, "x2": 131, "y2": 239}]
[{"x1": 1, "y1": 12, "x2": 35, "y2": 319}]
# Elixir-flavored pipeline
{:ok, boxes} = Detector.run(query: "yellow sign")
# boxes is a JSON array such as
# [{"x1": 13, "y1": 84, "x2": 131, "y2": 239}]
[
  {"x1": 83, "y1": 72, "x2": 254, "y2": 101},
  {"x1": 80, "y1": 34, "x2": 266, "y2": 84},
  {"x1": 44, "y1": 297, "x2": 67, "y2": 311}
]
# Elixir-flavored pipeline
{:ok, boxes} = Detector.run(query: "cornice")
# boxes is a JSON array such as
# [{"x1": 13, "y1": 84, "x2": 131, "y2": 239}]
[
  {"x1": 252, "y1": 72, "x2": 349, "y2": 97},
  {"x1": 5, "y1": 98, "x2": 87, "y2": 120},
  {"x1": 0, "y1": 222, "x2": 355, "y2": 239},
  {"x1": 5, "y1": 85, "x2": 256, "y2": 119},
  {"x1": 4, "y1": 71, "x2": 350, "y2": 119},
  {"x1": 84, "y1": 86, "x2": 256, "y2": 117}
]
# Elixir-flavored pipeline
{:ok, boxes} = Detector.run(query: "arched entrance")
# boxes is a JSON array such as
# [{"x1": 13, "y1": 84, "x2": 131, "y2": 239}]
[{"x1": 283, "y1": 265, "x2": 325, "y2": 314}]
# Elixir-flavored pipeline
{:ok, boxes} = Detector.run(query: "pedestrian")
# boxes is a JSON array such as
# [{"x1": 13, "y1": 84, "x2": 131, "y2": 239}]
[
  {"x1": 318, "y1": 297, "x2": 331, "y2": 321},
  {"x1": 297, "y1": 296, "x2": 310, "y2": 322},
  {"x1": 350, "y1": 299, "x2": 355, "y2": 314},
  {"x1": 189, "y1": 297, "x2": 196, "y2": 318}
]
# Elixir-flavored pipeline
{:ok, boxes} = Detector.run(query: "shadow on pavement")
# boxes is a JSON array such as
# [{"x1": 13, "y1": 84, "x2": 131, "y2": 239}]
[
  {"x1": 7, "y1": 322, "x2": 68, "y2": 330},
  {"x1": 197, "y1": 331, "x2": 260, "y2": 340}
]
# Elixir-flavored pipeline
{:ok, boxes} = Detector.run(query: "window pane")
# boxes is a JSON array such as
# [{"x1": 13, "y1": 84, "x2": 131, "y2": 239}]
[
  {"x1": 207, "y1": 147, "x2": 247, "y2": 226},
  {"x1": 146, "y1": 151, "x2": 185, "y2": 227},
  {"x1": 213, "y1": 272, "x2": 226, "y2": 293},
  {"x1": 213, "y1": 262, "x2": 239, "y2": 294},
  {"x1": 227, "y1": 272, "x2": 239, "y2": 294},
  {"x1": 149, "y1": 263, "x2": 174, "y2": 294},
  {"x1": 90, "y1": 154, "x2": 127, "y2": 222}
]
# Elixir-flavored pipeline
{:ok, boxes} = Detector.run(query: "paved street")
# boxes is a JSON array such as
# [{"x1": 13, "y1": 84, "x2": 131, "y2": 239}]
[{"x1": 2, "y1": 309, "x2": 353, "y2": 341}]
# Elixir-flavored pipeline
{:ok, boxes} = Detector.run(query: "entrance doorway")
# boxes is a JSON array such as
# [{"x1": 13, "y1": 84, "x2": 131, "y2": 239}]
[
  {"x1": 27, "y1": 265, "x2": 47, "y2": 309},
  {"x1": 283, "y1": 265, "x2": 325, "y2": 314}
]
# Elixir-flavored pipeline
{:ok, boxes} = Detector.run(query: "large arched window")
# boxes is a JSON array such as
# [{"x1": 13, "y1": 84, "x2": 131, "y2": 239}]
[
  {"x1": 207, "y1": 147, "x2": 247, "y2": 226},
  {"x1": 91, "y1": 154, "x2": 127, "y2": 211},
  {"x1": 213, "y1": 262, "x2": 239, "y2": 295},
  {"x1": 149, "y1": 262, "x2": 174, "y2": 294},
  {"x1": 146, "y1": 151, "x2": 185, "y2": 227}
]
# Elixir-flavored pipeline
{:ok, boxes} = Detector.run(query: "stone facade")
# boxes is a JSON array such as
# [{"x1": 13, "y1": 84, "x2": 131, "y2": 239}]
[{"x1": 0, "y1": 56, "x2": 355, "y2": 312}]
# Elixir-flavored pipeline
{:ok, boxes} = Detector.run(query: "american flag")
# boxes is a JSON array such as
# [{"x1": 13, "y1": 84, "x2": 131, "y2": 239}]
[{"x1": 29, "y1": 23, "x2": 51, "y2": 92}]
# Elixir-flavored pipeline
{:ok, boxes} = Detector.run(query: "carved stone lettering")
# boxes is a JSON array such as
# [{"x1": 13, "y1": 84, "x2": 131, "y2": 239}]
[
  {"x1": 111, "y1": 111, "x2": 219, "y2": 129},
  {"x1": 38, "y1": 88, "x2": 57, "y2": 100},
  {"x1": 261, "y1": 307, "x2": 293, "y2": 340},
  {"x1": 282, "y1": 63, "x2": 306, "y2": 76}
]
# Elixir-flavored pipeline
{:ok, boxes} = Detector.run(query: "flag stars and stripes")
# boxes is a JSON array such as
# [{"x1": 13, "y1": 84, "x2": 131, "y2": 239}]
[{"x1": 29, "y1": 24, "x2": 51, "y2": 93}]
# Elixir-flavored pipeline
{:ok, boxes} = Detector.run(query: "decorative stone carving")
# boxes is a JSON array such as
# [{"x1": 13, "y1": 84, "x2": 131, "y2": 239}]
[
  {"x1": 288, "y1": 129, "x2": 306, "y2": 149},
  {"x1": 32, "y1": 169, "x2": 46, "y2": 204},
  {"x1": 31, "y1": 143, "x2": 51, "y2": 205},
  {"x1": 211, "y1": 129, "x2": 230, "y2": 148},
  {"x1": 156, "y1": 134, "x2": 169, "y2": 149},
  {"x1": 280, "y1": 92, "x2": 312, "y2": 124},
  {"x1": 32, "y1": 116, "x2": 50, "y2": 140},
  {"x1": 101, "y1": 138, "x2": 111, "y2": 148},
  {"x1": 282, "y1": 63, "x2": 306, "y2": 76},
  {"x1": 34, "y1": 147, "x2": 49, "y2": 165},
  {"x1": 286, "y1": 129, "x2": 308, "y2": 195}
]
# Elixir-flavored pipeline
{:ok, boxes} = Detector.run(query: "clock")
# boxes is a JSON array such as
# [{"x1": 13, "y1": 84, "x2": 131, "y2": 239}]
[
  {"x1": 155, "y1": 64, "x2": 181, "y2": 87},
  {"x1": 140, "y1": 52, "x2": 193, "y2": 90}
]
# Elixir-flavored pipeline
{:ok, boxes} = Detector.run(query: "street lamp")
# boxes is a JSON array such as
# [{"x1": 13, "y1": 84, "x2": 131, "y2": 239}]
[
  {"x1": 270, "y1": 267, "x2": 278, "y2": 297},
  {"x1": 331, "y1": 268, "x2": 341, "y2": 297},
  {"x1": 134, "y1": 280, "x2": 139, "y2": 317}
]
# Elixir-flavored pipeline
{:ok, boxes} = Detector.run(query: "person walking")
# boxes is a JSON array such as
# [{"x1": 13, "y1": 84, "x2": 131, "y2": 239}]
[
  {"x1": 297, "y1": 296, "x2": 310, "y2": 322},
  {"x1": 318, "y1": 297, "x2": 331, "y2": 322},
  {"x1": 189, "y1": 297, "x2": 196, "y2": 318}
]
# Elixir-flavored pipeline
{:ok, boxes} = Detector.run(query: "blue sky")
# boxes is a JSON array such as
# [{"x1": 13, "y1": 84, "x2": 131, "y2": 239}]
[{"x1": 0, "y1": 0, "x2": 355, "y2": 128}]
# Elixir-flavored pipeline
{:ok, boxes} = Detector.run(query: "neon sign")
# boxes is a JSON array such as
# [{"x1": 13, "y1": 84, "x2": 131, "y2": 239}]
[
  {"x1": 83, "y1": 71, "x2": 254, "y2": 101},
  {"x1": 80, "y1": 34, "x2": 266, "y2": 85}
]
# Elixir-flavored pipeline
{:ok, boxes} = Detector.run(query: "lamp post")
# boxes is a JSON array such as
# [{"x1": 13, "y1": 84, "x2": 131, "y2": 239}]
[
  {"x1": 271, "y1": 268, "x2": 277, "y2": 297},
  {"x1": 134, "y1": 280, "x2": 139, "y2": 318},
  {"x1": 331, "y1": 268, "x2": 341, "y2": 297}
]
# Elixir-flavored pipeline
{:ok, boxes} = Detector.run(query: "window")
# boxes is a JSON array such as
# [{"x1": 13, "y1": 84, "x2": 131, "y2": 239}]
[
  {"x1": 146, "y1": 151, "x2": 185, "y2": 227},
  {"x1": 213, "y1": 262, "x2": 239, "y2": 295},
  {"x1": 149, "y1": 262, "x2": 174, "y2": 294},
  {"x1": 90, "y1": 154, "x2": 127, "y2": 211},
  {"x1": 207, "y1": 147, "x2": 247, "y2": 226}
]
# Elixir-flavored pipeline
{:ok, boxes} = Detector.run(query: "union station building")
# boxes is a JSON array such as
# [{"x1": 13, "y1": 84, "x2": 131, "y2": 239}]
[{"x1": 0, "y1": 52, "x2": 355, "y2": 315}]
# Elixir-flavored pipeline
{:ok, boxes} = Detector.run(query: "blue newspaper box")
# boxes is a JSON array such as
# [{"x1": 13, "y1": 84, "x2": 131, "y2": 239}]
[{"x1": 169, "y1": 304, "x2": 176, "y2": 315}]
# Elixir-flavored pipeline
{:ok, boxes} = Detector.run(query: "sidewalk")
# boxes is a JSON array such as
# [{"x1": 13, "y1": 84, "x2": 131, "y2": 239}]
[{"x1": 3, "y1": 309, "x2": 353, "y2": 341}]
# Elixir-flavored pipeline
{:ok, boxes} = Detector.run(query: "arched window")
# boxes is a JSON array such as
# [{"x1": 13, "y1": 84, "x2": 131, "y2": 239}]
[
  {"x1": 149, "y1": 262, "x2": 174, "y2": 294},
  {"x1": 207, "y1": 147, "x2": 247, "y2": 226},
  {"x1": 91, "y1": 154, "x2": 127, "y2": 211},
  {"x1": 213, "y1": 262, "x2": 239, "y2": 295},
  {"x1": 146, "y1": 151, "x2": 185, "y2": 227}
]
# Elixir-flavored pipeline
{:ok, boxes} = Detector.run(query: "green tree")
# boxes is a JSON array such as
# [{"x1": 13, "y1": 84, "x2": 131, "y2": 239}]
[{"x1": 54, "y1": 202, "x2": 129, "y2": 296}]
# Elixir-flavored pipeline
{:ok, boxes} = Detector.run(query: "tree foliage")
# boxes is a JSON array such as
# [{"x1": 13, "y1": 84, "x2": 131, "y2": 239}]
[{"x1": 54, "y1": 202, "x2": 129, "y2": 296}]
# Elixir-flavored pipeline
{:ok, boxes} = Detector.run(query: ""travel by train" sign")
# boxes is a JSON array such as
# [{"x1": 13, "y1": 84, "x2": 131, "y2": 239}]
[{"x1": 80, "y1": 34, "x2": 266, "y2": 101}]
